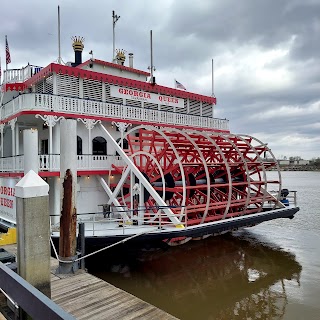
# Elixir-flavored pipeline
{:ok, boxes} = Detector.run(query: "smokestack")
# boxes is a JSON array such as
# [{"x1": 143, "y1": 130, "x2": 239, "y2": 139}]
[
  {"x1": 129, "y1": 53, "x2": 133, "y2": 68},
  {"x1": 71, "y1": 36, "x2": 84, "y2": 67}
]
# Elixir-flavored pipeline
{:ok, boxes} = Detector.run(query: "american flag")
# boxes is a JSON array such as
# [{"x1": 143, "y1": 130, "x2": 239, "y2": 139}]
[
  {"x1": 175, "y1": 79, "x2": 186, "y2": 90},
  {"x1": 6, "y1": 36, "x2": 11, "y2": 65}
]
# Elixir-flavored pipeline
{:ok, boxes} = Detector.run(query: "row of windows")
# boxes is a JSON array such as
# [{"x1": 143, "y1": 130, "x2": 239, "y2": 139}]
[{"x1": 41, "y1": 136, "x2": 128, "y2": 155}]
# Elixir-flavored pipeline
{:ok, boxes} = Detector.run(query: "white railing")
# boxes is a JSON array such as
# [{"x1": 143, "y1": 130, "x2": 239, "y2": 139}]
[
  {"x1": 2, "y1": 65, "x2": 42, "y2": 84},
  {"x1": 1, "y1": 93, "x2": 230, "y2": 131},
  {"x1": 0, "y1": 156, "x2": 24, "y2": 172},
  {"x1": 77, "y1": 155, "x2": 125, "y2": 170},
  {"x1": 39, "y1": 154, "x2": 60, "y2": 171},
  {"x1": 0, "y1": 154, "x2": 125, "y2": 173}
]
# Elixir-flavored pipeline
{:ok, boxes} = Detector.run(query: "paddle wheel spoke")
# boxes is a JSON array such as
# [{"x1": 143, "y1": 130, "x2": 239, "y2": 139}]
[{"x1": 109, "y1": 127, "x2": 281, "y2": 235}]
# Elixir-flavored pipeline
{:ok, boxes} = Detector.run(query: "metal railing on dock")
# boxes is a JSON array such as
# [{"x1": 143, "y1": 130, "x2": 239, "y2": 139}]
[{"x1": 0, "y1": 262, "x2": 75, "y2": 320}]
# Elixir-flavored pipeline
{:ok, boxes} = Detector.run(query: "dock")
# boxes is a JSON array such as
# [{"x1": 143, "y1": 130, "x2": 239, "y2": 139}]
[{"x1": 0, "y1": 244, "x2": 177, "y2": 320}]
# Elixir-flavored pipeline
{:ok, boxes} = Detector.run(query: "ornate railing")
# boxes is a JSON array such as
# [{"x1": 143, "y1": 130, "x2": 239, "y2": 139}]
[
  {"x1": 1, "y1": 93, "x2": 229, "y2": 131},
  {"x1": 2, "y1": 65, "x2": 42, "y2": 84},
  {"x1": 0, "y1": 155, "x2": 124, "y2": 173}
]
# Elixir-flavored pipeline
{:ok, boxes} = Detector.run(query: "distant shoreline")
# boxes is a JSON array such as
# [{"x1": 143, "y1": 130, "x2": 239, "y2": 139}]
[{"x1": 278, "y1": 166, "x2": 320, "y2": 172}]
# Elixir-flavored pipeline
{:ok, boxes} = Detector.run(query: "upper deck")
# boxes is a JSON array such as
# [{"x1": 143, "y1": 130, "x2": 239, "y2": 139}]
[{"x1": 1, "y1": 60, "x2": 228, "y2": 132}]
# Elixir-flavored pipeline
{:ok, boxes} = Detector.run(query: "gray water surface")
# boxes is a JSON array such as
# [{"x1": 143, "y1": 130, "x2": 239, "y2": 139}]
[{"x1": 92, "y1": 171, "x2": 320, "y2": 320}]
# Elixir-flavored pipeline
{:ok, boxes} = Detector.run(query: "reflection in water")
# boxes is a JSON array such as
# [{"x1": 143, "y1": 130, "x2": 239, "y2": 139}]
[{"x1": 90, "y1": 231, "x2": 301, "y2": 320}]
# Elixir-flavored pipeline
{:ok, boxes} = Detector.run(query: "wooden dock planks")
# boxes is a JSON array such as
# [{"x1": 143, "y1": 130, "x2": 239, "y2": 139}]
[{"x1": 1, "y1": 244, "x2": 178, "y2": 320}]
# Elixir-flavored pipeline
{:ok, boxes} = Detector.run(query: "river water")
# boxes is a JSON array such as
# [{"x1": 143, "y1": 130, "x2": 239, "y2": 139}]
[{"x1": 90, "y1": 171, "x2": 320, "y2": 320}]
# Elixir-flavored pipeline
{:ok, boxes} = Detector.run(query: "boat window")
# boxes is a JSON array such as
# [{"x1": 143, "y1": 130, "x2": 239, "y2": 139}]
[
  {"x1": 41, "y1": 139, "x2": 48, "y2": 155},
  {"x1": 77, "y1": 136, "x2": 82, "y2": 155},
  {"x1": 92, "y1": 136, "x2": 107, "y2": 155}
]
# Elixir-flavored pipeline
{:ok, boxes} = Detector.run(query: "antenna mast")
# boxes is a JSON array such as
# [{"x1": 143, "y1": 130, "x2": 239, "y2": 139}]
[
  {"x1": 212, "y1": 58, "x2": 215, "y2": 97},
  {"x1": 148, "y1": 30, "x2": 156, "y2": 84},
  {"x1": 112, "y1": 10, "x2": 120, "y2": 63},
  {"x1": 58, "y1": 6, "x2": 62, "y2": 64}
]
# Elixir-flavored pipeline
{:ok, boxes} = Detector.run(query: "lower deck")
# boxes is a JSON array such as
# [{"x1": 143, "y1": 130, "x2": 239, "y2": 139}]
[{"x1": 50, "y1": 205, "x2": 299, "y2": 248}]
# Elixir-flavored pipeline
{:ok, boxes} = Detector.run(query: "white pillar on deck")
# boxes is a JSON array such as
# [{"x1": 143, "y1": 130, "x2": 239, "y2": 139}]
[
  {"x1": 51, "y1": 122, "x2": 61, "y2": 225},
  {"x1": 0, "y1": 124, "x2": 4, "y2": 158},
  {"x1": 59, "y1": 118, "x2": 78, "y2": 273},
  {"x1": 52, "y1": 122, "x2": 60, "y2": 154},
  {"x1": 9, "y1": 118, "x2": 17, "y2": 157},
  {"x1": 15, "y1": 123, "x2": 19, "y2": 155},
  {"x1": 60, "y1": 118, "x2": 77, "y2": 197},
  {"x1": 23, "y1": 129, "x2": 39, "y2": 174}
]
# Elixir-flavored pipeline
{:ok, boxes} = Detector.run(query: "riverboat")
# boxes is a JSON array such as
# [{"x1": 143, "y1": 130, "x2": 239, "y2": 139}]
[{"x1": 0, "y1": 28, "x2": 299, "y2": 249}]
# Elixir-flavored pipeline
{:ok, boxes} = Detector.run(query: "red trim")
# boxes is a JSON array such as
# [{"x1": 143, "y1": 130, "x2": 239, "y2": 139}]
[
  {"x1": 0, "y1": 110, "x2": 229, "y2": 133},
  {"x1": 24, "y1": 64, "x2": 53, "y2": 88},
  {"x1": 38, "y1": 172, "x2": 59, "y2": 177},
  {"x1": 0, "y1": 172, "x2": 23, "y2": 178},
  {"x1": 21, "y1": 63, "x2": 216, "y2": 104},
  {"x1": 77, "y1": 170, "x2": 118, "y2": 176},
  {"x1": 77, "y1": 59, "x2": 150, "y2": 76},
  {"x1": 3, "y1": 83, "x2": 27, "y2": 92},
  {"x1": 0, "y1": 170, "x2": 118, "y2": 177}
]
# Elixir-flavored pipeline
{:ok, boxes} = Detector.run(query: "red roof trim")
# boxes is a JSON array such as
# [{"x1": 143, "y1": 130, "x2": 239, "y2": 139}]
[
  {"x1": 77, "y1": 59, "x2": 150, "y2": 76},
  {"x1": 24, "y1": 64, "x2": 53, "y2": 88},
  {"x1": 22, "y1": 62, "x2": 216, "y2": 104},
  {"x1": 3, "y1": 83, "x2": 27, "y2": 92}
]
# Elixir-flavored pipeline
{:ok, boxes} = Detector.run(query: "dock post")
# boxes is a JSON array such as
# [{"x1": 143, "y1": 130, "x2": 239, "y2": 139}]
[
  {"x1": 15, "y1": 170, "x2": 51, "y2": 299},
  {"x1": 78, "y1": 222, "x2": 85, "y2": 270},
  {"x1": 58, "y1": 119, "x2": 78, "y2": 274}
]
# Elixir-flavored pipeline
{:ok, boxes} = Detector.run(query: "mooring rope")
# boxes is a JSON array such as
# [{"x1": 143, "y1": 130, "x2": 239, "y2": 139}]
[{"x1": 50, "y1": 231, "x2": 148, "y2": 264}]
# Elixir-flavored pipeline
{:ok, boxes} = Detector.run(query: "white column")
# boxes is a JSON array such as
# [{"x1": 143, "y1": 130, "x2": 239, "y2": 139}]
[
  {"x1": 53, "y1": 122, "x2": 60, "y2": 154},
  {"x1": 15, "y1": 123, "x2": 20, "y2": 155},
  {"x1": 49, "y1": 177, "x2": 61, "y2": 225},
  {"x1": 88, "y1": 128, "x2": 92, "y2": 155},
  {"x1": 23, "y1": 129, "x2": 39, "y2": 174},
  {"x1": 59, "y1": 118, "x2": 78, "y2": 268},
  {"x1": 60, "y1": 118, "x2": 77, "y2": 180},
  {"x1": 0, "y1": 124, "x2": 4, "y2": 158},
  {"x1": 51, "y1": 123, "x2": 61, "y2": 226},
  {"x1": 9, "y1": 118, "x2": 17, "y2": 157}
]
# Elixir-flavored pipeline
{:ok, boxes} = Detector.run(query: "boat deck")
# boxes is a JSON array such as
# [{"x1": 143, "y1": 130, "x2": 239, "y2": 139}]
[{"x1": 0, "y1": 244, "x2": 177, "y2": 320}]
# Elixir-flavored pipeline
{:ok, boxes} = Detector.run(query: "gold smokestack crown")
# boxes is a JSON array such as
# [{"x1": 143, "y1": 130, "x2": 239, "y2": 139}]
[
  {"x1": 72, "y1": 36, "x2": 85, "y2": 52},
  {"x1": 116, "y1": 49, "x2": 126, "y2": 65}
]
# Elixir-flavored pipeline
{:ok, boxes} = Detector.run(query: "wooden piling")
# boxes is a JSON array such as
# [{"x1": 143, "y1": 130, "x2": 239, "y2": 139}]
[{"x1": 59, "y1": 169, "x2": 77, "y2": 259}]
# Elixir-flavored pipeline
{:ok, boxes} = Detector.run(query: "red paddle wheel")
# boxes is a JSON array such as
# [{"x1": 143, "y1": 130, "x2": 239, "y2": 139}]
[{"x1": 111, "y1": 126, "x2": 281, "y2": 229}]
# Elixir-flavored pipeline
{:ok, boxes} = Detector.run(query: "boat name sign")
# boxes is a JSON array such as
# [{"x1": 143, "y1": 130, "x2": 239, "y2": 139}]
[
  {"x1": 110, "y1": 85, "x2": 184, "y2": 108},
  {"x1": 0, "y1": 178, "x2": 17, "y2": 223}
]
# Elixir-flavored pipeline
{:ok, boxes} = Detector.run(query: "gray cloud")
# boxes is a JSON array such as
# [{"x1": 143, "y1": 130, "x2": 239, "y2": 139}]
[{"x1": 1, "y1": 0, "x2": 319, "y2": 159}]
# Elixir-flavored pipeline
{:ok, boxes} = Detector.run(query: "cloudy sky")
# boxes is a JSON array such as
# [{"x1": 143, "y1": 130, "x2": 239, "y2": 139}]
[{"x1": 1, "y1": 0, "x2": 319, "y2": 159}]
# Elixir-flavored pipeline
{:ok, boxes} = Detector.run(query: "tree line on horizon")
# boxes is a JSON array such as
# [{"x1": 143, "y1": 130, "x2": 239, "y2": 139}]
[{"x1": 278, "y1": 156, "x2": 320, "y2": 167}]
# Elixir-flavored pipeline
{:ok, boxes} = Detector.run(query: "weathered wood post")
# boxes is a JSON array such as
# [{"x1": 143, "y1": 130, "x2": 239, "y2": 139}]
[{"x1": 58, "y1": 118, "x2": 78, "y2": 273}]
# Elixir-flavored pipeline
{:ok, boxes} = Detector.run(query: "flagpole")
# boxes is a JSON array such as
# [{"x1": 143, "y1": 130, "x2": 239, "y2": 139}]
[
  {"x1": 211, "y1": 58, "x2": 214, "y2": 97},
  {"x1": 58, "y1": 6, "x2": 62, "y2": 64},
  {"x1": 5, "y1": 35, "x2": 8, "y2": 71}
]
